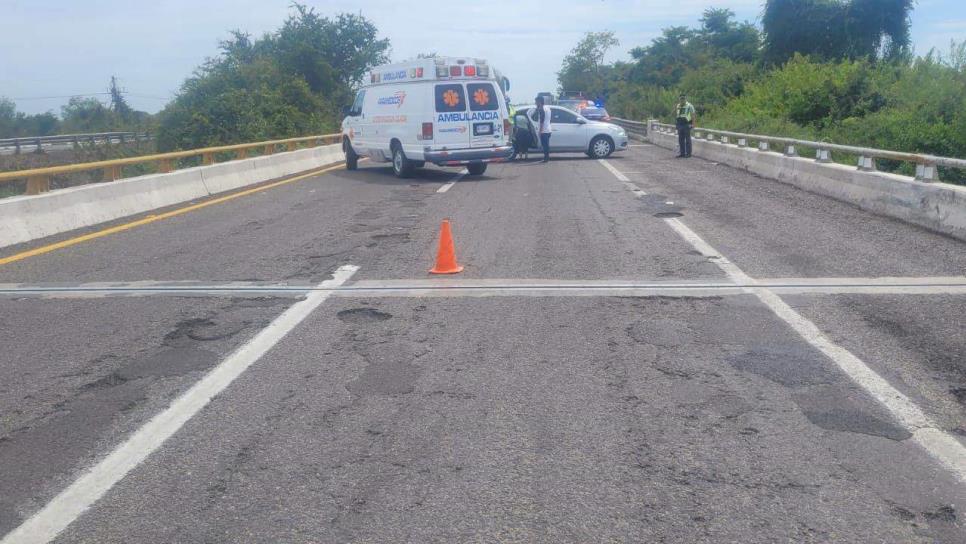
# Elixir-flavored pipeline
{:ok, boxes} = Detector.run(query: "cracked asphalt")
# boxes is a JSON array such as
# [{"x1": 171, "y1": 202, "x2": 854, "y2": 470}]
[{"x1": 1, "y1": 144, "x2": 965, "y2": 543}]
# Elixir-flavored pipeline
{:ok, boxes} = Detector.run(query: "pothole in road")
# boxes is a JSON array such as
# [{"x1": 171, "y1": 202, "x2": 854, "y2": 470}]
[
  {"x1": 337, "y1": 307, "x2": 392, "y2": 324},
  {"x1": 164, "y1": 318, "x2": 249, "y2": 346},
  {"x1": 654, "y1": 212, "x2": 684, "y2": 218},
  {"x1": 370, "y1": 233, "x2": 410, "y2": 244}
]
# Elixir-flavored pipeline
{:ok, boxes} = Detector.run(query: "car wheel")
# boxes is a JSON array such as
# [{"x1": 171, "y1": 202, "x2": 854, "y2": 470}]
[
  {"x1": 392, "y1": 145, "x2": 413, "y2": 178},
  {"x1": 466, "y1": 163, "x2": 487, "y2": 176},
  {"x1": 344, "y1": 139, "x2": 359, "y2": 170},
  {"x1": 589, "y1": 136, "x2": 614, "y2": 158}
]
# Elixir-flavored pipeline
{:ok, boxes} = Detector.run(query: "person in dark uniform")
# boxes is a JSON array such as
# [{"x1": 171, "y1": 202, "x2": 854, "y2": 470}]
[{"x1": 675, "y1": 94, "x2": 696, "y2": 158}]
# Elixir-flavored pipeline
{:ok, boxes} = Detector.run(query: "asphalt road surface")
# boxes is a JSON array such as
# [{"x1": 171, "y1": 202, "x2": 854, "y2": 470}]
[{"x1": 1, "y1": 143, "x2": 965, "y2": 543}]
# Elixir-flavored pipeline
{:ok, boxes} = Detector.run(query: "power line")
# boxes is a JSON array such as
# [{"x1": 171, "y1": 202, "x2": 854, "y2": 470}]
[
  {"x1": 10, "y1": 93, "x2": 112, "y2": 101},
  {"x1": 10, "y1": 92, "x2": 170, "y2": 102}
]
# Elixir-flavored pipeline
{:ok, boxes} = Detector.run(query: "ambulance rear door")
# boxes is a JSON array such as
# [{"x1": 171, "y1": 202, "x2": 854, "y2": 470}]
[
  {"x1": 465, "y1": 81, "x2": 503, "y2": 149},
  {"x1": 433, "y1": 83, "x2": 470, "y2": 149}
]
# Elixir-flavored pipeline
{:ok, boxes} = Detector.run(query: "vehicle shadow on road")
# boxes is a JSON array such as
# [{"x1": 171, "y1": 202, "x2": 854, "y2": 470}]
[
  {"x1": 337, "y1": 165, "x2": 490, "y2": 185},
  {"x1": 509, "y1": 155, "x2": 626, "y2": 165}
]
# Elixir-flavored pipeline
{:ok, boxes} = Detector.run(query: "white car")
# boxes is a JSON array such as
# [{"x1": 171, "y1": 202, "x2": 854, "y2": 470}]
[
  {"x1": 341, "y1": 56, "x2": 513, "y2": 178},
  {"x1": 514, "y1": 105, "x2": 628, "y2": 158}
]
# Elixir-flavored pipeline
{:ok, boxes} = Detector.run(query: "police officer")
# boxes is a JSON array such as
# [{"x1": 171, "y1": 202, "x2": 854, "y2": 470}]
[{"x1": 675, "y1": 93, "x2": 696, "y2": 158}]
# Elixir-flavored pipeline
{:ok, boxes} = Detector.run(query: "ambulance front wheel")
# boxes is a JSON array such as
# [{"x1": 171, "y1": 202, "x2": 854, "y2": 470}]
[
  {"x1": 466, "y1": 163, "x2": 487, "y2": 176},
  {"x1": 344, "y1": 139, "x2": 359, "y2": 170},
  {"x1": 391, "y1": 144, "x2": 414, "y2": 178}
]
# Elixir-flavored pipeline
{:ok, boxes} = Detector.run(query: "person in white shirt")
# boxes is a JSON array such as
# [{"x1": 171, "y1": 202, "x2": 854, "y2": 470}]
[{"x1": 535, "y1": 96, "x2": 552, "y2": 163}]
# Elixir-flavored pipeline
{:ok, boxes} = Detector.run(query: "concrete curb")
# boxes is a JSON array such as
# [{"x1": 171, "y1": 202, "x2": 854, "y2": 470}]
[
  {"x1": 647, "y1": 130, "x2": 966, "y2": 241},
  {"x1": 0, "y1": 144, "x2": 344, "y2": 250}
]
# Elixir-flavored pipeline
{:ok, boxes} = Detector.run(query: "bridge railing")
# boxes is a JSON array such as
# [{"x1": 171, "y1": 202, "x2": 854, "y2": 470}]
[
  {"x1": 610, "y1": 118, "x2": 648, "y2": 140},
  {"x1": 0, "y1": 134, "x2": 342, "y2": 196},
  {"x1": 643, "y1": 120, "x2": 966, "y2": 182},
  {"x1": 0, "y1": 132, "x2": 152, "y2": 154}
]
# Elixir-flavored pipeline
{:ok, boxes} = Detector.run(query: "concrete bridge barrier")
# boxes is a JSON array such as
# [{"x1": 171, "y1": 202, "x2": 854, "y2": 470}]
[
  {"x1": 639, "y1": 121, "x2": 966, "y2": 242},
  {"x1": 0, "y1": 143, "x2": 344, "y2": 249}
]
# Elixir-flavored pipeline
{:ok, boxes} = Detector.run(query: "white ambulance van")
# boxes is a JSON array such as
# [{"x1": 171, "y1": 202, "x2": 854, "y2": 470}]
[{"x1": 341, "y1": 56, "x2": 513, "y2": 178}]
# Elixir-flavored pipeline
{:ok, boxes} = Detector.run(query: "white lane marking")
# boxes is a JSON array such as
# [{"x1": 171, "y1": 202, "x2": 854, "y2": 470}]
[
  {"x1": 664, "y1": 218, "x2": 966, "y2": 484},
  {"x1": 593, "y1": 157, "x2": 966, "y2": 484},
  {"x1": 0, "y1": 265, "x2": 359, "y2": 544},
  {"x1": 437, "y1": 168, "x2": 468, "y2": 193},
  {"x1": 663, "y1": 218, "x2": 750, "y2": 283},
  {"x1": 597, "y1": 159, "x2": 630, "y2": 182},
  {"x1": 599, "y1": 159, "x2": 648, "y2": 196}
]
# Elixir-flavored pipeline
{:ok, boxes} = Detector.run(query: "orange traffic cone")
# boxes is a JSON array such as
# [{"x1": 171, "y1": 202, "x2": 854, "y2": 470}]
[{"x1": 430, "y1": 219, "x2": 464, "y2": 274}]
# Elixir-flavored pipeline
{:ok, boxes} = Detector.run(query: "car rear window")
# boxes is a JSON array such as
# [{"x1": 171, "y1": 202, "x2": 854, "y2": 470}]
[
  {"x1": 435, "y1": 84, "x2": 466, "y2": 112},
  {"x1": 467, "y1": 83, "x2": 498, "y2": 111}
]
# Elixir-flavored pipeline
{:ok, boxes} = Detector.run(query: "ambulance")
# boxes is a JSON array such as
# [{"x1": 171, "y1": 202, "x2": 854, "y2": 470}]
[{"x1": 341, "y1": 56, "x2": 513, "y2": 178}]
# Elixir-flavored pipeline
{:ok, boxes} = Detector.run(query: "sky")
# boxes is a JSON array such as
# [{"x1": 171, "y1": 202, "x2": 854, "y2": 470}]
[{"x1": 2, "y1": 0, "x2": 964, "y2": 115}]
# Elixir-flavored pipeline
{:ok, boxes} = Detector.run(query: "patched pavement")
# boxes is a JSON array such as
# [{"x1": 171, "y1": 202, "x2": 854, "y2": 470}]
[{"x1": 2, "y1": 149, "x2": 965, "y2": 543}]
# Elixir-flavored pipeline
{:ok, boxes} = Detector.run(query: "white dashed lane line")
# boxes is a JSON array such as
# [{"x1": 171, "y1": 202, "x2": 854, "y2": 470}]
[
  {"x1": 0, "y1": 266, "x2": 360, "y2": 544},
  {"x1": 437, "y1": 168, "x2": 468, "y2": 193},
  {"x1": 597, "y1": 157, "x2": 966, "y2": 485}
]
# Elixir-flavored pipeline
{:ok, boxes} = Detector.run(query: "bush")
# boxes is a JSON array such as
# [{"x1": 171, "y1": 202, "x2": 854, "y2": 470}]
[{"x1": 156, "y1": 4, "x2": 388, "y2": 151}]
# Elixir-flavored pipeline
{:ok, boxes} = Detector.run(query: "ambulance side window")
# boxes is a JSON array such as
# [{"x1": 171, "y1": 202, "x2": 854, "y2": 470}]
[
  {"x1": 467, "y1": 83, "x2": 498, "y2": 111},
  {"x1": 350, "y1": 90, "x2": 366, "y2": 116},
  {"x1": 435, "y1": 84, "x2": 466, "y2": 112}
]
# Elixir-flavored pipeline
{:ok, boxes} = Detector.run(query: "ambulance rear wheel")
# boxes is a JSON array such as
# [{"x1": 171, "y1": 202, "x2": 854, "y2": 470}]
[
  {"x1": 391, "y1": 145, "x2": 414, "y2": 178},
  {"x1": 344, "y1": 138, "x2": 358, "y2": 170},
  {"x1": 466, "y1": 163, "x2": 487, "y2": 176}
]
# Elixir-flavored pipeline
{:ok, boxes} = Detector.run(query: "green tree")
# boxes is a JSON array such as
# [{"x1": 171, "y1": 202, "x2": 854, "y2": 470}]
[
  {"x1": 156, "y1": 4, "x2": 390, "y2": 151},
  {"x1": 558, "y1": 31, "x2": 620, "y2": 96},
  {"x1": 699, "y1": 8, "x2": 760, "y2": 63},
  {"x1": 762, "y1": 0, "x2": 914, "y2": 64},
  {"x1": 61, "y1": 97, "x2": 115, "y2": 133},
  {"x1": 628, "y1": 26, "x2": 702, "y2": 87},
  {"x1": 0, "y1": 98, "x2": 16, "y2": 137}
]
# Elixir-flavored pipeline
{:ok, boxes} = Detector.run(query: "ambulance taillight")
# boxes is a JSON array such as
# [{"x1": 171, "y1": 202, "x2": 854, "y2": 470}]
[
  {"x1": 450, "y1": 66, "x2": 462, "y2": 77},
  {"x1": 422, "y1": 122, "x2": 434, "y2": 140}
]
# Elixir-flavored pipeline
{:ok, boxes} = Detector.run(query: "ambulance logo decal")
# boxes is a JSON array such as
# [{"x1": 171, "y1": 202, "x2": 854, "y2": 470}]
[
  {"x1": 473, "y1": 88, "x2": 490, "y2": 107},
  {"x1": 443, "y1": 89, "x2": 461, "y2": 108},
  {"x1": 377, "y1": 91, "x2": 406, "y2": 108}
]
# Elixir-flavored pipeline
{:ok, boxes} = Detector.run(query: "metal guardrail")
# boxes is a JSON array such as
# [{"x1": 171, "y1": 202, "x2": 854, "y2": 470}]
[
  {"x1": 0, "y1": 132, "x2": 152, "y2": 154},
  {"x1": 611, "y1": 118, "x2": 648, "y2": 137},
  {"x1": 642, "y1": 120, "x2": 966, "y2": 182},
  {"x1": 0, "y1": 134, "x2": 341, "y2": 195}
]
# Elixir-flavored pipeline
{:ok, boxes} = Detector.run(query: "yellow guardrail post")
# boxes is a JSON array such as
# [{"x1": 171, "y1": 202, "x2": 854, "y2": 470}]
[
  {"x1": 264, "y1": 144, "x2": 275, "y2": 155},
  {"x1": 26, "y1": 175, "x2": 50, "y2": 195},
  {"x1": 103, "y1": 165, "x2": 122, "y2": 182},
  {"x1": 236, "y1": 148, "x2": 249, "y2": 160},
  {"x1": 202, "y1": 152, "x2": 214, "y2": 166},
  {"x1": 159, "y1": 158, "x2": 174, "y2": 173},
  {"x1": 286, "y1": 141, "x2": 297, "y2": 152}
]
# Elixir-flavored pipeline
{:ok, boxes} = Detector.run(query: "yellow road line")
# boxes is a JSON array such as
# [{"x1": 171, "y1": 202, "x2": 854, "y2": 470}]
[{"x1": 0, "y1": 163, "x2": 345, "y2": 267}]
